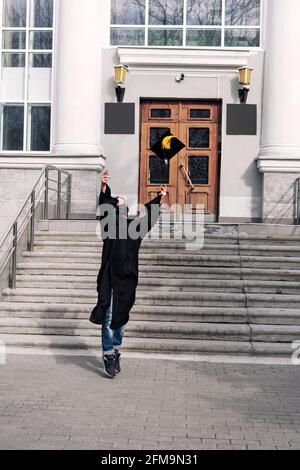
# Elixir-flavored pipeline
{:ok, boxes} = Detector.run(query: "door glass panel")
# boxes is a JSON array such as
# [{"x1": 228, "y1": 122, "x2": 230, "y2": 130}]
[
  {"x1": 189, "y1": 156, "x2": 209, "y2": 185},
  {"x1": 149, "y1": 156, "x2": 169, "y2": 184},
  {"x1": 150, "y1": 127, "x2": 170, "y2": 147},
  {"x1": 150, "y1": 109, "x2": 171, "y2": 119},
  {"x1": 189, "y1": 128, "x2": 210, "y2": 148},
  {"x1": 190, "y1": 109, "x2": 211, "y2": 119}
]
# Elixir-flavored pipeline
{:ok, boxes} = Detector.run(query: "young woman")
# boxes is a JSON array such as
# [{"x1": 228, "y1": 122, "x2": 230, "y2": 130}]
[{"x1": 90, "y1": 169, "x2": 167, "y2": 378}]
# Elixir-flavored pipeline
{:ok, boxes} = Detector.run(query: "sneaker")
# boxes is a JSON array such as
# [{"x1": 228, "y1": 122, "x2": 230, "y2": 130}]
[
  {"x1": 102, "y1": 354, "x2": 117, "y2": 378},
  {"x1": 114, "y1": 349, "x2": 121, "y2": 374}
]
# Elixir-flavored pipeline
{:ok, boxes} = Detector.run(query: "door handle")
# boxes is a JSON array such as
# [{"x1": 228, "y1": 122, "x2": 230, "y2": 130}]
[{"x1": 179, "y1": 163, "x2": 195, "y2": 191}]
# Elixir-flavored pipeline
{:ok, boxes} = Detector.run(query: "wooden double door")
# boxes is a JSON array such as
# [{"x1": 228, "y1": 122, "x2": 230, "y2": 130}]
[{"x1": 139, "y1": 100, "x2": 221, "y2": 217}]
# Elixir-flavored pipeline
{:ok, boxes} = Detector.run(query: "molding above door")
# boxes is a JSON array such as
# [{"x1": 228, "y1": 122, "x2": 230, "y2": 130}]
[{"x1": 118, "y1": 47, "x2": 260, "y2": 69}]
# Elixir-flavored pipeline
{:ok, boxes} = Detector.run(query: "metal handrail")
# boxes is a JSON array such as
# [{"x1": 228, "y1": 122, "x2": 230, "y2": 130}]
[
  {"x1": 0, "y1": 165, "x2": 72, "y2": 289},
  {"x1": 296, "y1": 178, "x2": 300, "y2": 225}
]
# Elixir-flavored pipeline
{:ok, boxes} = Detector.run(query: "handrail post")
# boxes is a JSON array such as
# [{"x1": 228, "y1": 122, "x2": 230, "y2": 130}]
[
  {"x1": 66, "y1": 175, "x2": 72, "y2": 220},
  {"x1": 29, "y1": 190, "x2": 35, "y2": 252},
  {"x1": 297, "y1": 179, "x2": 300, "y2": 225},
  {"x1": 11, "y1": 222, "x2": 18, "y2": 289},
  {"x1": 57, "y1": 170, "x2": 62, "y2": 219},
  {"x1": 44, "y1": 167, "x2": 49, "y2": 220}
]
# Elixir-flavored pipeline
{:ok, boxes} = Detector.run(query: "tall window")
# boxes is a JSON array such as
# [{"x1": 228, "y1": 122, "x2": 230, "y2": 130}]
[
  {"x1": 110, "y1": 0, "x2": 262, "y2": 48},
  {"x1": 0, "y1": 0, "x2": 54, "y2": 152}
]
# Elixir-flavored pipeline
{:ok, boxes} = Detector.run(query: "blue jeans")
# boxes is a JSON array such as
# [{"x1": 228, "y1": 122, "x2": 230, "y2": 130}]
[{"x1": 102, "y1": 289, "x2": 126, "y2": 354}]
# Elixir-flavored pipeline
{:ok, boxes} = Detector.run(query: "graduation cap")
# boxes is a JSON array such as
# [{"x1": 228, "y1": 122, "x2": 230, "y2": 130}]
[{"x1": 149, "y1": 131, "x2": 186, "y2": 165}]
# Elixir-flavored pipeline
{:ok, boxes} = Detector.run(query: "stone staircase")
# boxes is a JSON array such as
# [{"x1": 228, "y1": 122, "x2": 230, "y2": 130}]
[{"x1": 0, "y1": 221, "x2": 300, "y2": 357}]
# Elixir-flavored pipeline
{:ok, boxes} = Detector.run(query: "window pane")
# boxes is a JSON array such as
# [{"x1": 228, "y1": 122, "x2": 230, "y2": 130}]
[
  {"x1": 3, "y1": 0, "x2": 27, "y2": 27},
  {"x1": 189, "y1": 128, "x2": 210, "y2": 148},
  {"x1": 30, "y1": 53, "x2": 52, "y2": 68},
  {"x1": 2, "y1": 105, "x2": 24, "y2": 151},
  {"x1": 110, "y1": 28, "x2": 145, "y2": 46},
  {"x1": 148, "y1": 29, "x2": 183, "y2": 46},
  {"x1": 189, "y1": 156, "x2": 209, "y2": 185},
  {"x1": 186, "y1": 0, "x2": 222, "y2": 25},
  {"x1": 190, "y1": 109, "x2": 211, "y2": 119},
  {"x1": 225, "y1": 28, "x2": 260, "y2": 47},
  {"x1": 225, "y1": 0, "x2": 261, "y2": 26},
  {"x1": 2, "y1": 52, "x2": 25, "y2": 67},
  {"x1": 111, "y1": 0, "x2": 145, "y2": 25},
  {"x1": 149, "y1": 156, "x2": 169, "y2": 184},
  {"x1": 28, "y1": 54, "x2": 52, "y2": 101},
  {"x1": 1, "y1": 54, "x2": 25, "y2": 100},
  {"x1": 30, "y1": 106, "x2": 51, "y2": 151},
  {"x1": 150, "y1": 128, "x2": 170, "y2": 147},
  {"x1": 3, "y1": 31, "x2": 26, "y2": 49},
  {"x1": 33, "y1": 0, "x2": 54, "y2": 27},
  {"x1": 30, "y1": 31, "x2": 53, "y2": 50},
  {"x1": 151, "y1": 109, "x2": 171, "y2": 118},
  {"x1": 186, "y1": 29, "x2": 221, "y2": 47},
  {"x1": 149, "y1": 0, "x2": 184, "y2": 25}
]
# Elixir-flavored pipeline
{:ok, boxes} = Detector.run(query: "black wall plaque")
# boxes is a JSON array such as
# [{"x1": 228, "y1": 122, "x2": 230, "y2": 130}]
[
  {"x1": 226, "y1": 104, "x2": 257, "y2": 135},
  {"x1": 105, "y1": 103, "x2": 135, "y2": 135}
]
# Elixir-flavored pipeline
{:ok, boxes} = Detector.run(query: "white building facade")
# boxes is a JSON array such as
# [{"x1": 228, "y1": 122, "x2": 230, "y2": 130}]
[{"x1": 0, "y1": 0, "x2": 300, "y2": 233}]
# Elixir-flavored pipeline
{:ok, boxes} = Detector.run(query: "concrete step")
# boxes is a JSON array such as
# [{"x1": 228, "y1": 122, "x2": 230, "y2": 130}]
[
  {"x1": 19, "y1": 251, "x2": 300, "y2": 269},
  {"x1": 0, "y1": 303, "x2": 300, "y2": 325},
  {"x1": 33, "y1": 240, "x2": 300, "y2": 257},
  {"x1": 3, "y1": 224, "x2": 300, "y2": 358},
  {"x1": 14, "y1": 275, "x2": 300, "y2": 294},
  {"x1": 35, "y1": 231, "x2": 300, "y2": 246},
  {"x1": 2, "y1": 288, "x2": 300, "y2": 308},
  {"x1": 0, "y1": 318, "x2": 299, "y2": 343},
  {"x1": 0, "y1": 318, "x2": 252, "y2": 341},
  {"x1": 15, "y1": 264, "x2": 300, "y2": 281},
  {"x1": 0, "y1": 333, "x2": 293, "y2": 356},
  {"x1": 2, "y1": 288, "x2": 245, "y2": 306}
]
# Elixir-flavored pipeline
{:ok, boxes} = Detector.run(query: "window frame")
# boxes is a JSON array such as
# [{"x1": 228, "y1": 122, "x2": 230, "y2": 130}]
[
  {"x1": 109, "y1": 0, "x2": 264, "y2": 50},
  {"x1": 0, "y1": 0, "x2": 56, "y2": 154}
]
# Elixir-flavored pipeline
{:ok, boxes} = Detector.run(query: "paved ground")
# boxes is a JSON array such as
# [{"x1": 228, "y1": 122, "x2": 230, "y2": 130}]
[{"x1": 0, "y1": 353, "x2": 300, "y2": 450}]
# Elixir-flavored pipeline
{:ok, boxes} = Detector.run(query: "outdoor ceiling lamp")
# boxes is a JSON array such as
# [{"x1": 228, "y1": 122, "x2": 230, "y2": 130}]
[
  {"x1": 114, "y1": 64, "x2": 129, "y2": 103},
  {"x1": 238, "y1": 66, "x2": 253, "y2": 104}
]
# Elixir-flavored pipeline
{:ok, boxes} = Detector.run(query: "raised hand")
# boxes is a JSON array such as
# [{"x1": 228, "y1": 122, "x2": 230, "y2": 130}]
[{"x1": 159, "y1": 185, "x2": 167, "y2": 197}]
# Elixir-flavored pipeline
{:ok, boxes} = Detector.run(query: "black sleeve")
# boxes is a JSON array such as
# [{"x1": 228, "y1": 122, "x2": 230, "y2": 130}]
[
  {"x1": 99, "y1": 184, "x2": 112, "y2": 206},
  {"x1": 98, "y1": 184, "x2": 118, "y2": 234},
  {"x1": 139, "y1": 192, "x2": 162, "y2": 238}
]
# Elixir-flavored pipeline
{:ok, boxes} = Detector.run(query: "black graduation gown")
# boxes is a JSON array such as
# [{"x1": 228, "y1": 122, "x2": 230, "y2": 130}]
[{"x1": 89, "y1": 184, "x2": 162, "y2": 330}]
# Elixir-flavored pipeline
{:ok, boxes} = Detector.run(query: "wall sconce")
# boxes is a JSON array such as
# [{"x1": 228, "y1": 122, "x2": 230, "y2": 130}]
[
  {"x1": 114, "y1": 64, "x2": 129, "y2": 103},
  {"x1": 238, "y1": 66, "x2": 253, "y2": 104}
]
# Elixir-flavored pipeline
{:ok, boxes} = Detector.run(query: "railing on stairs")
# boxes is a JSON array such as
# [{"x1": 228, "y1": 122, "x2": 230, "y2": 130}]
[
  {"x1": 296, "y1": 178, "x2": 300, "y2": 225},
  {"x1": 0, "y1": 165, "x2": 72, "y2": 290}
]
